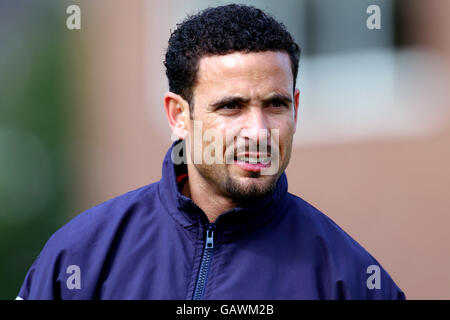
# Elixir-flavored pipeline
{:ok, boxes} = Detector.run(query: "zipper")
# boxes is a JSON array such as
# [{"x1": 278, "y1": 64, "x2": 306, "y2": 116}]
[{"x1": 192, "y1": 223, "x2": 215, "y2": 300}]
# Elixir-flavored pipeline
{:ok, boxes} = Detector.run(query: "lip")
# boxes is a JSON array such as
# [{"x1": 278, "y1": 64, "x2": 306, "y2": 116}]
[{"x1": 234, "y1": 157, "x2": 271, "y2": 172}]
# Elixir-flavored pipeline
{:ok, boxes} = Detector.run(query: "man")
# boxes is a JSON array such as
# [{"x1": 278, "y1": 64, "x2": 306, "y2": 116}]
[{"x1": 17, "y1": 4, "x2": 405, "y2": 299}]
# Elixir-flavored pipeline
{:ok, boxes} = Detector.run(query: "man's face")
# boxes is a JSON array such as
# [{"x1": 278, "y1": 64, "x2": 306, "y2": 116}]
[{"x1": 185, "y1": 51, "x2": 299, "y2": 203}]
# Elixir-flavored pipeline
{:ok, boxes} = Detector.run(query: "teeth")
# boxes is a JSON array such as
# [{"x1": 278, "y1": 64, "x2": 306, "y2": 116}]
[{"x1": 236, "y1": 155, "x2": 270, "y2": 164}]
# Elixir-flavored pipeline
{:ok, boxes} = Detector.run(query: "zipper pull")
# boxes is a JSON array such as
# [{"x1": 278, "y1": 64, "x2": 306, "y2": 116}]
[{"x1": 205, "y1": 224, "x2": 215, "y2": 249}]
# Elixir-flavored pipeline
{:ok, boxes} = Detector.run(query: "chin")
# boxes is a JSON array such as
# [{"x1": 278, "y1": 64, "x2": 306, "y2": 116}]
[{"x1": 224, "y1": 174, "x2": 278, "y2": 204}]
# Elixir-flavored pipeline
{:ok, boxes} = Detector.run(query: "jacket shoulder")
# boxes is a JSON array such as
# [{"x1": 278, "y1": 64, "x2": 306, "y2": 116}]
[
  {"x1": 50, "y1": 181, "x2": 160, "y2": 248},
  {"x1": 17, "y1": 181, "x2": 161, "y2": 299},
  {"x1": 284, "y1": 193, "x2": 405, "y2": 299},
  {"x1": 285, "y1": 193, "x2": 369, "y2": 255}
]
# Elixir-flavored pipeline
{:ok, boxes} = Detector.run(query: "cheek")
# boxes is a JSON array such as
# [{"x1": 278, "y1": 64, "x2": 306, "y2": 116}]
[
  {"x1": 272, "y1": 115, "x2": 295, "y2": 133},
  {"x1": 207, "y1": 118, "x2": 242, "y2": 146},
  {"x1": 272, "y1": 118, "x2": 295, "y2": 154}
]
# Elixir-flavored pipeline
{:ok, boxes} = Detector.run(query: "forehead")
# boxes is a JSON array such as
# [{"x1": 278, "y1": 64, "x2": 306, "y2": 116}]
[{"x1": 194, "y1": 51, "x2": 293, "y2": 97}]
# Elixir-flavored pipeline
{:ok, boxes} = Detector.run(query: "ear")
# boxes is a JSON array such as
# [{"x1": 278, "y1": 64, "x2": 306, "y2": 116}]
[
  {"x1": 164, "y1": 92, "x2": 190, "y2": 139},
  {"x1": 293, "y1": 88, "x2": 300, "y2": 134}
]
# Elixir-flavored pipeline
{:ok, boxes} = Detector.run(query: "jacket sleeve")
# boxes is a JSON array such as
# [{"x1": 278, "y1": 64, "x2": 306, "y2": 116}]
[
  {"x1": 367, "y1": 263, "x2": 406, "y2": 300},
  {"x1": 16, "y1": 233, "x2": 68, "y2": 300},
  {"x1": 16, "y1": 253, "x2": 59, "y2": 300},
  {"x1": 336, "y1": 251, "x2": 407, "y2": 300}
]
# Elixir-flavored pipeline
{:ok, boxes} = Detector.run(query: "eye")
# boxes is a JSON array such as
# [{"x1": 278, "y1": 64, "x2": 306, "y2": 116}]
[
  {"x1": 268, "y1": 99, "x2": 288, "y2": 108},
  {"x1": 218, "y1": 102, "x2": 240, "y2": 110}
]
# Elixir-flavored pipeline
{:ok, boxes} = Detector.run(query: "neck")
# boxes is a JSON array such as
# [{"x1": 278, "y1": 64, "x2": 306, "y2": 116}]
[{"x1": 182, "y1": 164, "x2": 237, "y2": 223}]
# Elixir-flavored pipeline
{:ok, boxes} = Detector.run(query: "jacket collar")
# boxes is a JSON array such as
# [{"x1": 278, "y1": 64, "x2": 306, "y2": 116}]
[{"x1": 158, "y1": 140, "x2": 288, "y2": 240}]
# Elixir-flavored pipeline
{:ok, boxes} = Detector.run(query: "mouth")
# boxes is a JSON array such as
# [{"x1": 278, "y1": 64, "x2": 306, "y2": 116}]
[{"x1": 234, "y1": 153, "x2": 272, "y2": 172}]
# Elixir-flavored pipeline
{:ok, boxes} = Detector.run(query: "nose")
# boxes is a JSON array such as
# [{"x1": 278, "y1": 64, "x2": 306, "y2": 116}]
[{"x1": 241, "y1": 107, "x2": 269, "y2": 142}]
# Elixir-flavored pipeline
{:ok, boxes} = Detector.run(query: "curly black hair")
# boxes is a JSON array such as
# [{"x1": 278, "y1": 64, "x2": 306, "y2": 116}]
[{"x1": 164, "y1": 4, "x2": 300, "y2": 114}]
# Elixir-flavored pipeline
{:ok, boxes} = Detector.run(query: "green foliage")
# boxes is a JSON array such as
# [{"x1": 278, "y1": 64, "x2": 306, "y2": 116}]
[{"x1": 0, "y1": 2, "x2": 72, "y2": 299}]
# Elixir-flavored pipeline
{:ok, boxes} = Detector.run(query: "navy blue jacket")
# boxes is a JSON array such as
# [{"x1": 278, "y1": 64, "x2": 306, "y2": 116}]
[{"x1": 17, "y1": 141, "x2": 405, "y2": 299}]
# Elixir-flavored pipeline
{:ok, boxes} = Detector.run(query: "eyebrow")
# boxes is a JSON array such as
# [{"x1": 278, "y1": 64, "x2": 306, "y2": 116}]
[
  {"x1": 262, "y1": 93, "x2": 293, "y2": 104},
  {"x1": 210, "y1": 95, "x2": 251, "y2": 108},
  {"x1": 210, "y1": 93, "x2": 292, "y2": 108}
]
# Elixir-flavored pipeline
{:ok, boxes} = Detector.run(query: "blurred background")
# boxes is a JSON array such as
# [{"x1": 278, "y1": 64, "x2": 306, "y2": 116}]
[{"x1": 0, "y1": 0, "x2": 449, "y2": 299}]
